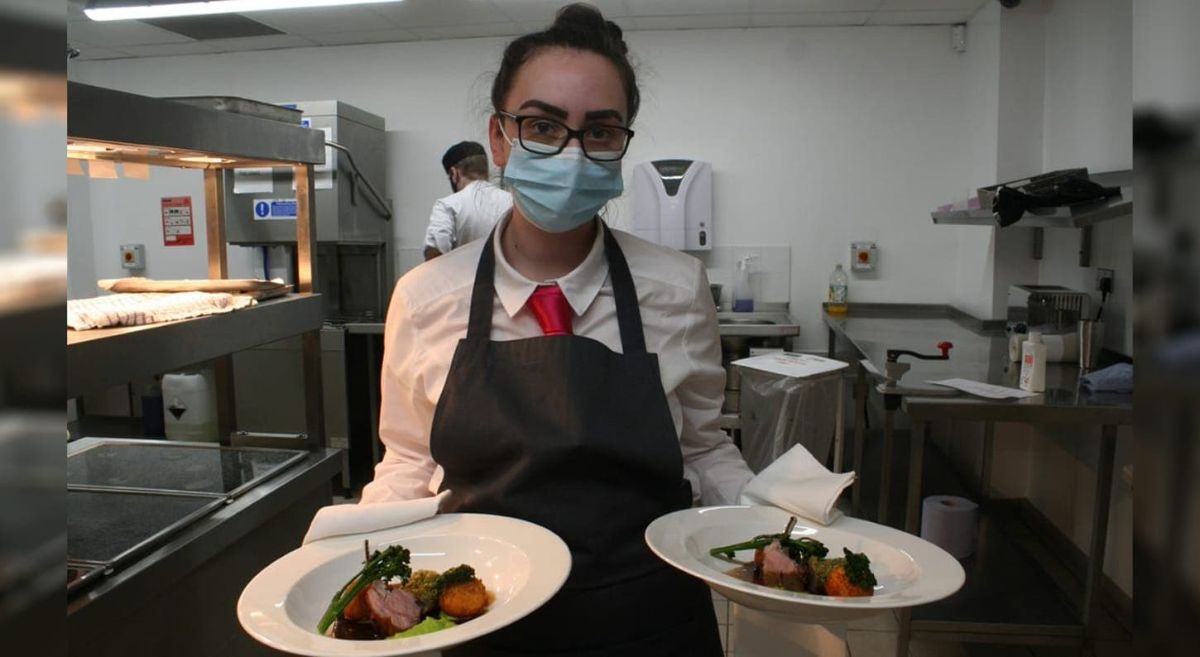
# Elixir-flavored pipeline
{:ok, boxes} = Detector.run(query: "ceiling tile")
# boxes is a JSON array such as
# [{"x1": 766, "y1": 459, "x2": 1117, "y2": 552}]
[
  {"x1": 626, "y1": 0, "x2": 751, "y2": 17},
  {"x1": 306, "y1": 29, "x2": 421, "y2": 46},
  {"x1": 118, "y1": 42, "x2": 224, "y2": 57},
  {"x1": 251, "y1": 6, "x2": 398, "y2": 35},
  {"x1": 498, "y1": 1, "x2": 632, "y2": 23},
  {"x1": 408, "y1": 22, "x2": 524, "y2": 40},
  {"x1": 750, "y1": 0, "x2": 882, "y2": 11},
  {"x1": 867, "y1": 9, "x2": 976, "y2": 24},
  {"x1": 202, "y1": 34, "x2": 319, "y2": 52},
  {"x1": 372, "y1": 0, "x2": 509, "y2": 28},
  {"x1": 876, "y1": 0, "x2": 986, "y2": 10},
  {"x1": 633, "y1": 14, "x2": 752, "y2": 30},
  {"x1": 68, "y1": 19, "x2": 195, "y2": 46},
  {"x1": 750, "y1": 11, "x2": 873, "y2": 27}
]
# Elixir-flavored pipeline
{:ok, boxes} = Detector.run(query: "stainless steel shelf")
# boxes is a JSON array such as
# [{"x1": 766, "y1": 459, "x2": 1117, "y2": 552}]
[
  {"x1": 67, "y1": 294, "x2": 322, "y2": 398},
  {"x1": 931, "y1": 170, "x2": 1133, "y2": 229},
  {"x1": 68, "y1": 82, "x2": 325, "y2": 167}
]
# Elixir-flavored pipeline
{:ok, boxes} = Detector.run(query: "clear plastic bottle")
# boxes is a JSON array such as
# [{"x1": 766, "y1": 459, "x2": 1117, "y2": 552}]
[
  {"x1": 733, "y1": 256, "x2": 756, "y2": 312},
  {"x1": 827, "y1": 264, "x2": 849, "y2": 315}
]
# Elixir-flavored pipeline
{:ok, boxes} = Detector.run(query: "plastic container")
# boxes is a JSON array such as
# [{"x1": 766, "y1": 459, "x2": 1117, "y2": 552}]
[
  {"x1": 1019, "y1": 332, "x2": 1047, "y2": 393},
  {"x1": 733, "y1": 256, "x2": 756, "y2": 312},
  {"x1": 1042, "y1": 332, "x2": 1079, "y2": 363},
  {"x1": 140, "y1": 377, "x2": 165, "y2": 438},
  {"x1": 162, "y1": 370, "x2": 219, "y2": 442},
  {"x1": 826, "y1": 264, "x2": 848, "y2": 315}
]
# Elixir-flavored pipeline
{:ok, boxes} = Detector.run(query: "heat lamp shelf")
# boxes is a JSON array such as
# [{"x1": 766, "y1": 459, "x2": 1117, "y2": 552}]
[{"x1": 931, "y1": 187, "x2": 1132, "y2": 229}]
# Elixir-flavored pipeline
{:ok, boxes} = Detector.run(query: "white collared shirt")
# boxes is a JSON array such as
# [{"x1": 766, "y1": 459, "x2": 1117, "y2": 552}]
[
  {"x1": 423, "y1": 179, "x2": 514, "y2": 253},
  {"x1": 363, "y1": 218, "x2": 753, "y2": 507}
]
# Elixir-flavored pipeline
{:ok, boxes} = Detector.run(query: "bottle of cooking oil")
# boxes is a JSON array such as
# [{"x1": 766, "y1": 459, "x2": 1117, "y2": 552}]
[{"x1": 827, "y1": 263, "x2": 849, "y2": 315}]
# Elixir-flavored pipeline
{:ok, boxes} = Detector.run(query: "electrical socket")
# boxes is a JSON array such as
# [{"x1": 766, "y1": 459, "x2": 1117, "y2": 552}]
[{"x1": 1095, "y1": 268, "x2": 1114, "y2": 293}]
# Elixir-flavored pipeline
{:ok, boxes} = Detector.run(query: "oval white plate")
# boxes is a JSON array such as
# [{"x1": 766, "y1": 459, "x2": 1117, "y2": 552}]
[
  {"x1": 238, "y1": 514, "x2": 571, "y2": 656},
  {"x1": 645, "y1": 505, "x2": 964, "y2": 623}
]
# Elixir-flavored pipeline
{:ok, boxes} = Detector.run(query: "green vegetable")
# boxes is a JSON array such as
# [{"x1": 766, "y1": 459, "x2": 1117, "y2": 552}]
[
  {"x1": 389, "y1": 614, "x2": 458, "y2": 639},
  {"x1": 317, "y1": 544, "x2": 412, "y2": 635},
  {"x1": 709, "y1": 535, "x2": 829, "y2": 563},
  {"x1": 807, "y1": 549, "x2": 877, "y2": 592},
  {"x1": 439, "y1": 564, "x2": 476, "y2": 587},
  {"x1": 841, "y1": 548, "x2": 877, "y2": 590},
  {"x1": 402, "y1": 570, "x2": 443, "y2": 615}
]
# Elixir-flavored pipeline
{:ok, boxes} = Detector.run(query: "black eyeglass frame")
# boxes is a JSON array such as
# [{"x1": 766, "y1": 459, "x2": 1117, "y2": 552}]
[{"x1": 496, "y1": 110, "x2": 635, "y2": 162}]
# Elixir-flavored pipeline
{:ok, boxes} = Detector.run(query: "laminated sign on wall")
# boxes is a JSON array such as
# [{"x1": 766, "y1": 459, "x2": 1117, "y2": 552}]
[{"x1": 161, "y1": 196, "x2": 194, "y2": 247}]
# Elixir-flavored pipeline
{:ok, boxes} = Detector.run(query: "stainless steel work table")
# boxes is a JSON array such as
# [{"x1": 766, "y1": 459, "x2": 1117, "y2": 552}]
[
  {"x1": 67, "y1": 439, "x2": 342, "y2": 657},
  {"x1": 824, "y1": 304, "x2": 1131, "y2": 656}
]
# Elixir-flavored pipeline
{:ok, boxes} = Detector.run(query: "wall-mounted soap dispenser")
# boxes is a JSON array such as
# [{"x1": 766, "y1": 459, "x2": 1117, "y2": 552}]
[{"x1": 631, "y1": 159, "x2": 712, "y2": 251}]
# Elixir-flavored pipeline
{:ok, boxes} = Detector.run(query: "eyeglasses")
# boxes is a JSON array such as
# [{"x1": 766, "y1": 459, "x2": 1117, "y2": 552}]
[{"x1": 497, "y1": 111, "x2": 634, "y2": 162}]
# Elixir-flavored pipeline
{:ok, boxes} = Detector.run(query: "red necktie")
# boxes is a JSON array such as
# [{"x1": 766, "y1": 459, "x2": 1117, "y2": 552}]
[{"x1": 526, "y1": 284, "x2": 574, "y2": 336}]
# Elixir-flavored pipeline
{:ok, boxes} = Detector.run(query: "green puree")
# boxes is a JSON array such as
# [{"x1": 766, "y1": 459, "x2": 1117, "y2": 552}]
[{"x1": 390, "y1": 615, "x2": 458, "y2": 639}]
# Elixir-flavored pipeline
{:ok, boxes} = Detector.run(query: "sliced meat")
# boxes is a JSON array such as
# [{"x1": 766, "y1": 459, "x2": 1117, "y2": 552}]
[
  {"x1": 760, "y1": 540, "x2": 807, "y2": 591},
  {"x1": 362, "y1": 580, "x2": 422, "y2": 635},
  {"x1": 341, "y1": 583, "x2": 372, "y2": 622}
]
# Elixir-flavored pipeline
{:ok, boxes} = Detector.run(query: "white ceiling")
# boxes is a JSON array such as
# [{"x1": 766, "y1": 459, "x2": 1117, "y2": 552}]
[{"x1": 68, "y1": 0, "x2": 990, "y2": 61}]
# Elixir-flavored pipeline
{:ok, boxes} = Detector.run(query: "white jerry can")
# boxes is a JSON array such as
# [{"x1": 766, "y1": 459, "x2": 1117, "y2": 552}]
[{"x1": 162, "y1": 370, "x2": 219, "y2": 442}]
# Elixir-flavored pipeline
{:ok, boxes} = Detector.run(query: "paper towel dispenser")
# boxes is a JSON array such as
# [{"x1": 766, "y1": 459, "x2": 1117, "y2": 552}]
[{"x1": 632, "y1": 159, "x2": 712, "y2": 251}]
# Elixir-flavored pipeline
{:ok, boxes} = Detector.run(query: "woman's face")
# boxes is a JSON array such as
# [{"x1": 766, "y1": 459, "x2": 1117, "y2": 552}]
[{"x1": 489, "y1": 47, "x2": 628, "y2": 168}]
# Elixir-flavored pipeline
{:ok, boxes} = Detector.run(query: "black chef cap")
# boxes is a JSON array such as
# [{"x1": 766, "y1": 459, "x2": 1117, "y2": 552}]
[{"x1": 442, "y1": 141, "x2": 486, "y2": 173}]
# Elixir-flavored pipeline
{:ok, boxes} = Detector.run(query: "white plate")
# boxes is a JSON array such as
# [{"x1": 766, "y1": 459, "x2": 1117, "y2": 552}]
[
  {"x1": 238, "y1": 513, "x2": 571, "y2": 656},
  {"x1": 645, "y1": 505, "x2": 964, "y2": 623}
]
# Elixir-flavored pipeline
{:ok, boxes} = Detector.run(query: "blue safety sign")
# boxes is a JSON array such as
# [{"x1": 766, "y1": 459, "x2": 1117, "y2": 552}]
[{"x1": 252, "y1": 198, "x2": 297, "y2": 220}]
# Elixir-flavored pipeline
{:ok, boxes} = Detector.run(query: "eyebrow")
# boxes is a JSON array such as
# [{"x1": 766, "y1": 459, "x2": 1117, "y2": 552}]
[{"x1": 517, "y1": 99, "x2": 625, "y2": 124}]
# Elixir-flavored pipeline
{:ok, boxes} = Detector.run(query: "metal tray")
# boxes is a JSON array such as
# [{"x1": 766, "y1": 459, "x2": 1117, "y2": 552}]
[
  {"x1": 67, "y1": 439, "x2": 306, "y2": 499},
  {"x1": 67, "y1": 489, "x2": 224, "y2": 568},
  {"x1": 163, "y1": 95, "x2": 303, "y2": 124}
]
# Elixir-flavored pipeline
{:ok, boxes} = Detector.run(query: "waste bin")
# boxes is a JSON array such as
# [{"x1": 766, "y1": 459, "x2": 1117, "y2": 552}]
[{"x1": 737, "y1": 366, "x2": 841, "y2": 473}]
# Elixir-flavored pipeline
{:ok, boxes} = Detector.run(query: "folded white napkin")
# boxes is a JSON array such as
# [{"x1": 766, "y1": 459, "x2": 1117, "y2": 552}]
[
  {"x1": 740, "y1": 445, "x2": 855, "y2": 525},
  {"x1": 302, "y1": 490, "x2": 451, "y2": 545}
]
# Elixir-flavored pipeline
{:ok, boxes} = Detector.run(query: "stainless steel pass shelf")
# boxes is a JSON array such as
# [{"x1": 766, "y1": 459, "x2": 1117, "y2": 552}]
[
  {"x1": 69, "y1": 82, "x2": 324, "y2": 168},
  {"x1": 930, "y1": 171, "x2": 1132, "y2": 229},
  {"x1": 67, "y1": 293, "x2": 322, "y2": 398}
]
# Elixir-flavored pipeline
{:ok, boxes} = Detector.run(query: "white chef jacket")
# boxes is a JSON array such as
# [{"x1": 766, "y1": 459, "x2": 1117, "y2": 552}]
[
  {"x1": 423, "y1": 179, "x2": 513, "y2": 254},
  {"x1": 363, "y1": 217, "x2": 753, "y2": 507}
]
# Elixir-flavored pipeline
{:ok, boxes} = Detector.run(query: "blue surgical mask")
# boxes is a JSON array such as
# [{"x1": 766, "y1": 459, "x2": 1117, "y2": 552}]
[{"x1": 502, "y1": 146, "x2": 624, "y2": 233}]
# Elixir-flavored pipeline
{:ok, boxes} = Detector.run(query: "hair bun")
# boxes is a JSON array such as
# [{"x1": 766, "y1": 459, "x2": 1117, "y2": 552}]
[{"x1": 604, "y1": 20, "x2": 627, "y2": 54}]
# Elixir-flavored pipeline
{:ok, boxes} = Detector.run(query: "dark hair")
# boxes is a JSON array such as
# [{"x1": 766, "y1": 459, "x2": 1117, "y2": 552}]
[
  {"x1": 491, "y1": 3, "x2": 639, "y2": 125},
  {"x1": 453, "y1": 154, "x2": 490, "y2": 180}
]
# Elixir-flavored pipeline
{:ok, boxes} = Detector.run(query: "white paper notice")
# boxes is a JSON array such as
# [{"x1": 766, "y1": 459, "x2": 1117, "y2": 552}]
[
  {"x1": 233, "y1": 167, "x2": 274, "y2": 194},
  {"x1": 732, "y1": 352, "x2": 849, "y2": 379},
  {"x1": 929, "y1": 378, "x2": 1038, "y2": 399}
]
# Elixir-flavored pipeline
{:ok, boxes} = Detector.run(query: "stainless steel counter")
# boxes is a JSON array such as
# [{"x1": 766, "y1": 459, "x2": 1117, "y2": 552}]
[
  {"x1": 67, "y1": 439, "x2": 342, "y2": 657},
  {"x1": 822, "y1": 303, "x2": 1130, "y2": 655}
]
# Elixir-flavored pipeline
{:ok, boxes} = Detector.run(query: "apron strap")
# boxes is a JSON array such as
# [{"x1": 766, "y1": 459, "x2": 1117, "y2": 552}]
[
  {"x1": 466, "y1": 225, "x2": 500, "y2": 341},
  {"x1": 601, "y1": 225, "x2": 647, "y2": 355},
  {"x1": 466, "y1": 221, "x2": 648, "y2": 355}
]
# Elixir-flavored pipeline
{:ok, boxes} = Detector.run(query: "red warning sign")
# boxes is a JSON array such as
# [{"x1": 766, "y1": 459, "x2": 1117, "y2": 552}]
[{"x1": 161, "y1": 196, "x2": 195, "y2": 247}]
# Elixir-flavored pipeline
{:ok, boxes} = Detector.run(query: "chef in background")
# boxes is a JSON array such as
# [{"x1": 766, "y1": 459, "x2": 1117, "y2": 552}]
[
  {"x1": 423, "y1": 140, "x2": 513, "y2": 260},
  {"x1": 367, "y1": 4, "x2": 752, "y2": 655}
]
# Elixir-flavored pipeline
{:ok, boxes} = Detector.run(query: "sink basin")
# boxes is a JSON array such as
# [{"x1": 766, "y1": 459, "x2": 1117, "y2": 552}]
[
  {"x1": 719, "y1": 318, "x2": 777, "y2": 326},
  {"x1": 716, "y1": 311, "x2": 801, "y2": 337}
]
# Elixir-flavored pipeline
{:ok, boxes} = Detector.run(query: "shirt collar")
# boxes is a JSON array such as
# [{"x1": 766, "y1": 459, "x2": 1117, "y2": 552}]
[{"x1": 493, "y1": 216, "x2": 609, "y2": 319}]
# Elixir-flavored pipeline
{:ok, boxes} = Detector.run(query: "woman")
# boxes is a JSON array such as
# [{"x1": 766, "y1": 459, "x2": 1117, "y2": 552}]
[{"x1": 362, "y1": 5, "x2": 753, "y2": 655}]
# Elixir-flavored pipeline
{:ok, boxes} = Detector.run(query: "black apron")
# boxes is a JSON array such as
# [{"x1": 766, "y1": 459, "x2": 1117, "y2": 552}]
[{"x1": 431, "y1": 224, "x2": 721, "y2": 657}]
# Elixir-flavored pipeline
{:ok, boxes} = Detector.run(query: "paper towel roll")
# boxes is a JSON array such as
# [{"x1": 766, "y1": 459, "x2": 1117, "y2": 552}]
[{"x1": 920, "y1": 495, "x2": 978, "y2": 559}]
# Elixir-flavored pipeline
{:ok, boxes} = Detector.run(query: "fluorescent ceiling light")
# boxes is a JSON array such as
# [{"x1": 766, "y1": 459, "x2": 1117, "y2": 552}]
[{"x1": 85, "y1": 0, "x2": 404, "y2": 22}]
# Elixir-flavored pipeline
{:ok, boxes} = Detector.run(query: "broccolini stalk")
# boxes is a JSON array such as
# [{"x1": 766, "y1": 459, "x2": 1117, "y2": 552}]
[
  {"x1": 708, "y1": 535, "x2": 828, "y2": 562},
  {"x1": 317, "y1": 544, "x2": 412, "y2": 634}
]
